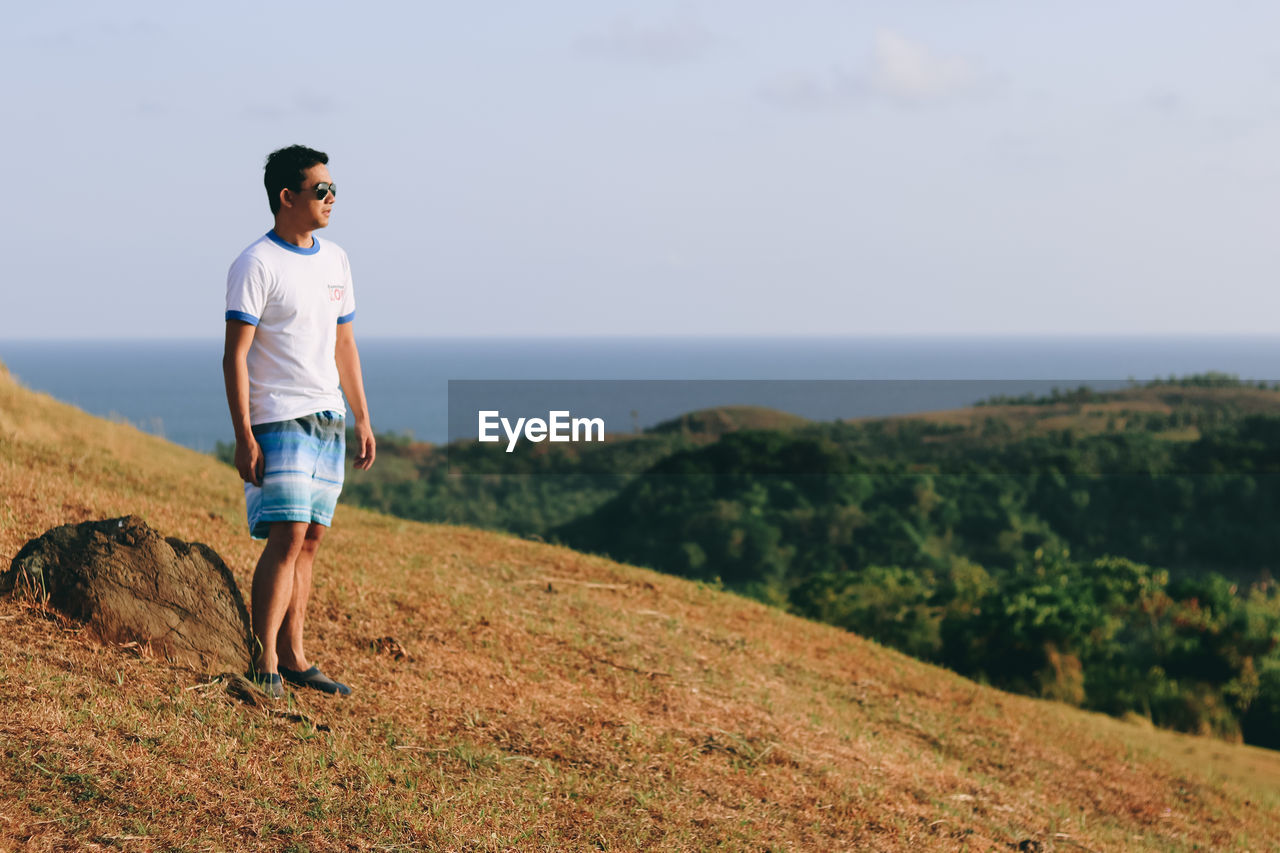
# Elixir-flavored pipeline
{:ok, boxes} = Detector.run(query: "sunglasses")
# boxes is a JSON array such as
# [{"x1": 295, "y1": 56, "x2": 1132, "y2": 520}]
[{"x1": 300, "y1": 181, "x2": 336, "y2": 201}]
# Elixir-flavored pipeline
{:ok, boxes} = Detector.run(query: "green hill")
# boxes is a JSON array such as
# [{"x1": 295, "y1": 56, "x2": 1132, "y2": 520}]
[
  {"x1": 2, "y1": 363, "x2": 1280, "y2": 850},
  {"x1": 647, "y1": 406, "x2": 811, "y2": 437}
]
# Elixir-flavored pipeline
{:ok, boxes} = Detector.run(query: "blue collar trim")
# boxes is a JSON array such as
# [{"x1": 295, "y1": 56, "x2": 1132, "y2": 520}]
[{"x1": 266, "y1": 229, "x2": 321, "y2": 255}]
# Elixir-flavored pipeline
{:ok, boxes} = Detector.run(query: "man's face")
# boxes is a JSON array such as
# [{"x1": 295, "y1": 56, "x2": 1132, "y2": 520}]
[{"x1": 289, "y1": 163, "x2": 334, "y2": 229}]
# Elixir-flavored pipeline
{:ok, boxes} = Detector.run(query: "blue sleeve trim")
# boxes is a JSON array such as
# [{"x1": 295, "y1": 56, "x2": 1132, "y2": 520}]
[
  {"x1": 226, "y1": 310, "x2": 260, "y2": 326},
  {"x1": 337, "y1": 311, "x2": 355, "y2": 325}
]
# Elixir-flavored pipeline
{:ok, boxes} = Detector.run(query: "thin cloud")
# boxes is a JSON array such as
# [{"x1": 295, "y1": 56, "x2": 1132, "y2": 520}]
[
  {"x1": 758, "y1": 69, "x2": 864, "y2": 110},
  {"x1": 23, "y1": 17, "x2": 163, "y2": 51},
  {"x1": 759, "y1": 29, "x2": 983, "y2": 111},
  {"x1": 576, "y1": 17, "x2": 712, "y2": 65},
  {"x1": 870, "y1": 30, "x2": 977, "y2": 102},
  {"x1": 1140, "y1": 89, "x2": 1183, "y2": 114},
  {"x1": 136, "y1": 100, "x2": 172, "y2": 117},
  {"x1": 243, "y1": 92, "x2": 338, "y2": 121}
]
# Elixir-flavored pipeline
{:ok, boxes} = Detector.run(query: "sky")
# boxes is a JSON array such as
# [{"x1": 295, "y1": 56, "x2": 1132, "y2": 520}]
[{"x1": 5, "y1": 1, "x2": 1280, "y2": 339}]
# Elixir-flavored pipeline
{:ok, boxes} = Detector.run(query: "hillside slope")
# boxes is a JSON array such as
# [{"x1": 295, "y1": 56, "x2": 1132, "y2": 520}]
[{"x1": 1, "y1": 363, "x2": 1279, "y2": 851}]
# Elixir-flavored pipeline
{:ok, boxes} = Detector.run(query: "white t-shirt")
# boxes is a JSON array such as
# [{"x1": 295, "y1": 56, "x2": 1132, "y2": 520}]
[{"x1": 225, "y1": 230, "x2": 356, "y2": 425}]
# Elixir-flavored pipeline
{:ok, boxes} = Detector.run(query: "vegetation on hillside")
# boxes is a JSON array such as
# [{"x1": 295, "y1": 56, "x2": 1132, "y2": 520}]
[{"x1": 286, "y1": 376, "x2": 1280, "y2": 747}]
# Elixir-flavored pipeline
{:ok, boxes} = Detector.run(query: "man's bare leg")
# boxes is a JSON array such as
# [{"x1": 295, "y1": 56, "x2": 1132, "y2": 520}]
[
  {"x1": 250, "y1": 521, "x2": 308, "y2": 674},
  {"x1": 276, "y1": 522, "x2": 325, "y2": 672}
]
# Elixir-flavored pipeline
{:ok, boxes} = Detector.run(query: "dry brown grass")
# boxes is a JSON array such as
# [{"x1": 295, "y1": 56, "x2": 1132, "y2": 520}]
[{"x1": 2, "y1": 367, "x2": 1280, "y2": 851}]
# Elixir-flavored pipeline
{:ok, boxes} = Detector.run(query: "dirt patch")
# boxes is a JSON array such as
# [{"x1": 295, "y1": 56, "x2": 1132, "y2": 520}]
[{"x1": 1, "y1": 515, "x2": 253, "y2": 671}]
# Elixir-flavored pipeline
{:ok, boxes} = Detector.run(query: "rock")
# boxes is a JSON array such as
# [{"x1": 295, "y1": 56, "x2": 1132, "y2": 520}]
[{"x1": 1, "y1": 515, "x2": 254, "y2": 671}]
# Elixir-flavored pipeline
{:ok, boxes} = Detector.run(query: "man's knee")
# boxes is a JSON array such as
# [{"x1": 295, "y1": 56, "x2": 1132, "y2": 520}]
[
  {"x1": 299, "y1": 522, "x2": 326, "y2": 555},
  {"x1": 265, "y1": 521, "x2": 310, "y2": 558}
]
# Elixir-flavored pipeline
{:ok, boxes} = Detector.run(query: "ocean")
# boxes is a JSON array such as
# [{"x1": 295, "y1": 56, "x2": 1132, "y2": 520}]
[{"x1": 2, "y1": 335, "x2": 1279, "y2": 452}]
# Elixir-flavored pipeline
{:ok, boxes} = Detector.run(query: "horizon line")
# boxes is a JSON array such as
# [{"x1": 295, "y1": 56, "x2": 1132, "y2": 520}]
[{"x1": 6, "y1": 331, "x2": 1280, "y2": 344}]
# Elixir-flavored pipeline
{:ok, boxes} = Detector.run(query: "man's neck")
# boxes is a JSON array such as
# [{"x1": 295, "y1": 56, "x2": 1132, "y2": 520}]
[{"x1": 271, "y1": 221, "x2": 315, "y2": 249}]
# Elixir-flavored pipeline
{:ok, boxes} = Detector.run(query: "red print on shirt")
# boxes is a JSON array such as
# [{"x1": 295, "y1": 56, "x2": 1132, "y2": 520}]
[{"x1": 329, "y1": 286, "x2": 344, "y2": 302}]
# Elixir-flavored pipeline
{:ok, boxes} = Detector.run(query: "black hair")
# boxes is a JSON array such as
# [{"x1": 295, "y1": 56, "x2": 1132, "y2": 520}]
[{"x1": 263, "y1": 145, "x2": 329, "y2": 214}]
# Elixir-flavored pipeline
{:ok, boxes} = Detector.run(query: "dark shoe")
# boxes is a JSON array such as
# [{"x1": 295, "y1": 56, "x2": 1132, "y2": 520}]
[
  {"x1": 250, "y1": 671, "x2": 284, "y2": 699},
  {"x1": 279, "y1": 665, "x2": 351, "y2": 696}
]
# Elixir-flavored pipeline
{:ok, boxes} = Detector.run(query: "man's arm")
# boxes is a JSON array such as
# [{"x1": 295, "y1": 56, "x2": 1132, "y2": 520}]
[
  {"x1": 335, "y1": 322, "x2": 376, "y2": 470},
  {"x1": 222, "y1": 320, "x2": 264, "y2": 486}
]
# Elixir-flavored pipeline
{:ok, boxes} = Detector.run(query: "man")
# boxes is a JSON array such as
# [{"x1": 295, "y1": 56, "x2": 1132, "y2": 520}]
[{"x1": 222, "y1": 145, "x2": 375, "y2": 698}]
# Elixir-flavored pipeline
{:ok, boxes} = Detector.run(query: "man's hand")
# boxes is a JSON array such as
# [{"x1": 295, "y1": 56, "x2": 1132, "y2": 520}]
[
  {"x1": 235, "y1": 436, "x2": 265, "y2": 486},
  {"x1": 223, "y1": 320, "x2": 259, "y2": 485},
  {"x1": 353, "y1": 420, "x2": 376, "y2": 470},
  {"x1": 335, "y1": 322, "x2": 375, "y2": 471}
]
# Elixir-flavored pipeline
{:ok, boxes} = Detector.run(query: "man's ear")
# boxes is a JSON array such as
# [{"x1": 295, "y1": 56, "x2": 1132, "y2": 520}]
[{"x1": 278, "y1": 188, "x2": 293, "y2": 210}]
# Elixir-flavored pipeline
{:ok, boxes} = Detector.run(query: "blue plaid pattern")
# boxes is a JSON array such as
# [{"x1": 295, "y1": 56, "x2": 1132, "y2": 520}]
[{"x1": 244, "y1": 410, "x2": 345, "y2": 539}]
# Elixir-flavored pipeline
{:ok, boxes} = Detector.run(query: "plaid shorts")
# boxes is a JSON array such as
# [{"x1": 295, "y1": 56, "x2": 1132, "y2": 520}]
[{"x1": 244, "y1": 410, "x2": 346, "y2": 539}]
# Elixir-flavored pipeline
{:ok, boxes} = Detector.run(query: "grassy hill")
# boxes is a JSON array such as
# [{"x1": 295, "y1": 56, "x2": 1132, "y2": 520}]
[
  {"x1": 3, "y1": 363, "x2": 1280, "y2": 851},
  {"x1": 647, "y1": 406, "x2": 812, "y2": 437},
  {"x1": 897, "y1": 382, "x2": 1280, "y2": 441}
]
